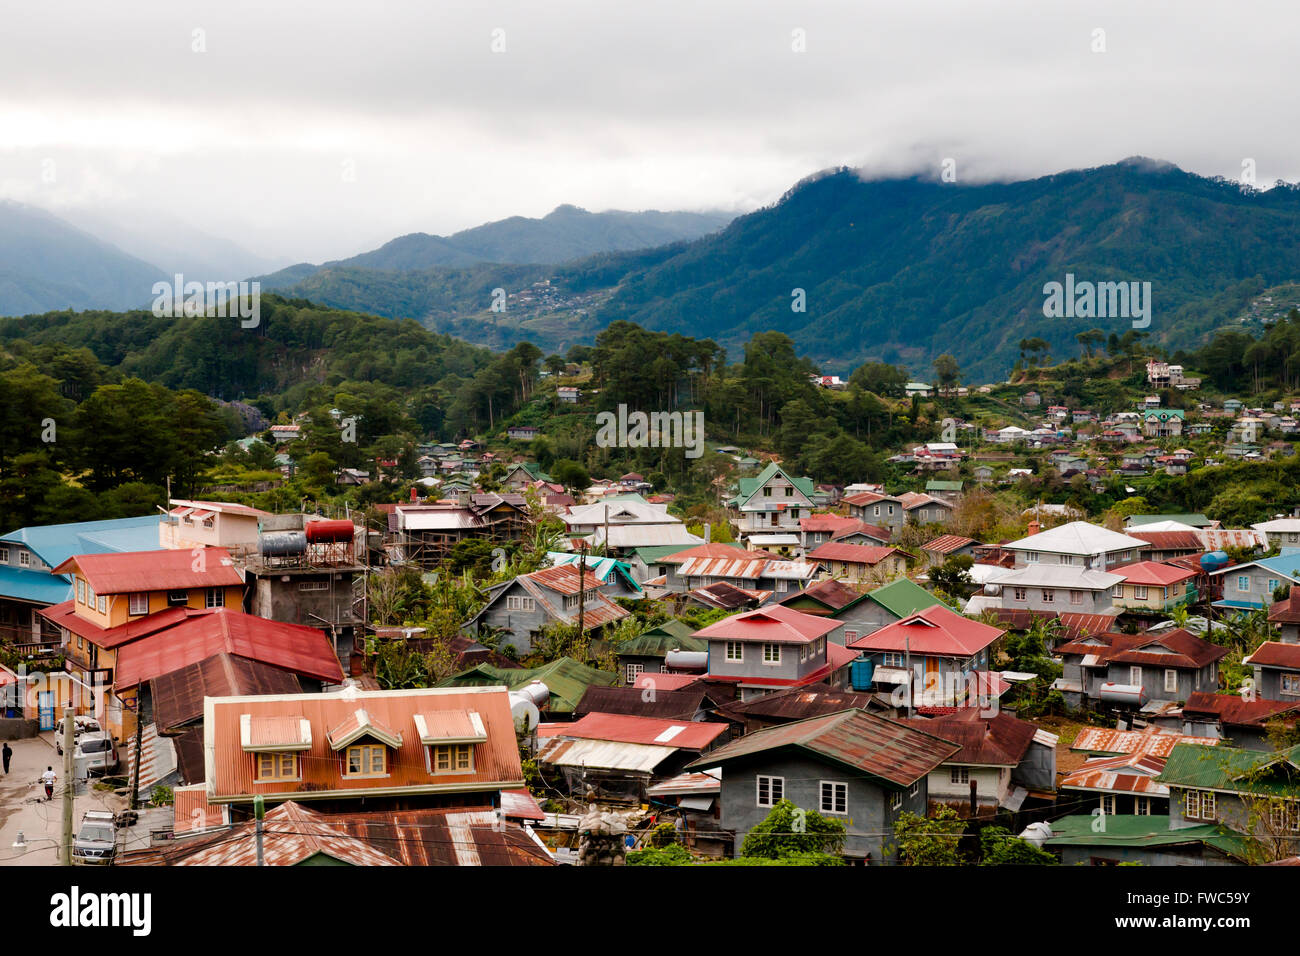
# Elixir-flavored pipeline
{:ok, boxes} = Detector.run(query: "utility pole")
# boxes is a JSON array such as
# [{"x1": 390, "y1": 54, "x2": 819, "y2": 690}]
[
  {"x1": 576, "y1": 545, "x2": 587, "y2": 645},
  {"x1": 904, "y1": 634, "x2": 912, "y2": 719},
  {"x1": 129, "y1": 706, "x2": 144, "y2": 810},
  {"x1": 255, "y1": 794, "x2": 265, "y2": 866},
  {"x1": 60, "y1": 706, "x2": 74, "y2": 866}
]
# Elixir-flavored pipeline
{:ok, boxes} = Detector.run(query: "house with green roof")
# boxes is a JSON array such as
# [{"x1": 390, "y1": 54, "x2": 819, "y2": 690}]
[
  {"x1": 502, "y1": 461, "x2": 552, "y2": 491},
  {"x1": 1043, "y1": 814, "x2": 1247, "y2": 866},
  {"x1": 612, "y1": 619, "x2": 708, "y2": 685},
  {"x1": 727, "y1": 462, "x2": 817, "y2": 538},
  {"x1": 1158, "y1": 742, "x2": 1300, "y2": 856},
  {"x1": 437, "y1": 656, "x2": 617, "y2": 714}
]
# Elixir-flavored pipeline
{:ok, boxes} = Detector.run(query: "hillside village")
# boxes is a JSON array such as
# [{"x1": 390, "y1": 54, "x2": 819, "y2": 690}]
[{"x1": 4, "y1": 337, "x2": 1300, "y2": 870}]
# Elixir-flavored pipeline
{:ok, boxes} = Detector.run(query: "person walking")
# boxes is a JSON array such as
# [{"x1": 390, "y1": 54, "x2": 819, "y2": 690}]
[
  {"x1": 2, "y1": 741, "x2": 11, "y2": 774},
  {"x1": 40, "y1": 766, "x2": 56, "y2": 801}
]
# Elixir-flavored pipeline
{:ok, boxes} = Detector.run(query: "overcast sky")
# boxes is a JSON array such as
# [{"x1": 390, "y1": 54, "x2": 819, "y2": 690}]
[{"x1": 2, "y1": 0, "x2": 1297, "y2": 264}]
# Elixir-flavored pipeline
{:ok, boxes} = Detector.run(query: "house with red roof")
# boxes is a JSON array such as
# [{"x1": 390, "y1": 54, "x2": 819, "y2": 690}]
[
  {"x1": 843, "y1": 492, "x2": 905, "y2": 536},
  {"x1": 693, "y1": 605, "x2": 859, "y2": 701},
  {"x1": 1110, "y1": 560, "x2": 1199, "y2": 614},
  {"x1": 1244, "y1": 640, "x2": 1300, "y2": 704},
  {"x1": 846, "y1": 604, "x2": 1002, "y2": 707},
  {"x1": 1105, "y1": 629, "x2": 1228, "y2": 707},
  {"x1": 806, "y1": 543, "x2": 907, "y2": 586},
  {"x1": 1180, "y1": 692, "x2": 1300, "y2": 749}
]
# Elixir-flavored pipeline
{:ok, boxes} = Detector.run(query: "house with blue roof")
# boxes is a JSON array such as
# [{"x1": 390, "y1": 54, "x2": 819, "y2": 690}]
[
  {"x1": 0, "y1": 515, "x2": 161, "y2": 650},
  {"x1": 1208, "y1": 550, "x2": 1300, "y2": 611}
]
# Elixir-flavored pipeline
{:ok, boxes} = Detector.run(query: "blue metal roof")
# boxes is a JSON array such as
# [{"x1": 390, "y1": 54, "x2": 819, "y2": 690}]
[
  {"x1": 0, "y1": 565, "x2": 75, "y2": 605},
  {"x1": 0, "y1": 515, "x2": 162, "y2": 570}
]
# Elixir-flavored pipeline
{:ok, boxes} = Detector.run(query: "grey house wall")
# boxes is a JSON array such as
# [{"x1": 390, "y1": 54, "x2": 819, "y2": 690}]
[
  {"x1": 1013, "y1": 739, "x2": 1057, "y2": 793},
  {"x1": 717, "y1": 752, "x2": 926, "y2": 862},
  {"x1": 833, "y1": 600, "x2": 898, "y2": 640},
  {"x1": 848, "y1": 501, "x2": 904, "y2": 535},
  {"x1": 999, "y1": 586, "x2": 1113, "y2": 615},
  {"x1": 707, "y1": 639, "x2": 825, "y2": 684},
  {"x1": 1218, "y1": 567, "x2": 1300, "y2": 609},
  {"x1": 1056, "y1": 843, "x2": 1241, "y2": 866},
  {"x1": 1168, "y1": 785, "x2": 1255, "y2": 835},
  {"x1": 1251, "y1": 664, "x2": 1300, "y2": 702},
  {"x1": 907, "y1": 505, "x2": 951, "y2": 526},
  {"x1": 1104, "y1": 661, "x2": 1217, "y2": 701},
  {"x1": 470, "y1": 582, "x2": 551, "y2": 655}
]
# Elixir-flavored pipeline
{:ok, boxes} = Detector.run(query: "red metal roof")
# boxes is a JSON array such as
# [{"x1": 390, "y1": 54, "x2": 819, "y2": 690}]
[
  {"x1": 1270, "y1": 591, "x2": 1300, "y2": 625},
  {"x1": 1061, "y1": 753, "x2": 1170, "y2": 795},
  {"x1": 524, "y1": 564, "x2": 606, "y2": 595},
  {"x1": 776, "y1": 577, "x2": 864, "y2": 613},
  {"x1": 1246, "y1": 641, "x2": 1300, "y2": 671},
  {"x1": 633, "y1": 672, "x2": 702, "y2": 692},
  {"x1": 538, "y1": 712, "x2": 728, "y2": 750},
  {"x1": 686, "y1": 709, "x2": 959, "y2": 788},
  {"x1": 1111, "y1": 560, "x2": 1198, "y2": 586},
  {"x1": 1107, "y1": 629, "x2": 1228, "y2": 670},
  {"x1": 661, "y1": 543, "x2": 775, "y2": 564},
  {"x1": 693, "y1": 604, "x2": 841, "y2": 645},
  {"x1": 205, "y1": 687, "x2": 523, "y2": 803},
  {"x1": 902, "y1": 710, "x2": 1036, "y2": 765},
  {"x1": 1071, "y1": 727, "x2": 1218, "y2": 756},
  {"x1": 1126, "y1": 530, "x2": 1204, "y2": 552},
  {"x1": 113, "y1": 608, "x2": 344, "y2": 689},
  {"x1": 53, "y1": 547, "x2": 243, "y2": 595},
  {"x1": 1181, "y1": 691, "x2": 1300, "y2": 728},
  {"x1": 921, "y1": 534, "x2": 977, "y2": 555},
  {"x1": 806, "y1": 543, "x2": 901, "y2": 565},
  {"x1": 848, "y1": 604, "x2": 1002, "y2": 657}
]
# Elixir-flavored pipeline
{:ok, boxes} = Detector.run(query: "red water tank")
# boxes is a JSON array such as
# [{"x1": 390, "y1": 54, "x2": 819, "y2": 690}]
[{"x1": 305, "y1": 519, "x2": 356, "y2": 543}]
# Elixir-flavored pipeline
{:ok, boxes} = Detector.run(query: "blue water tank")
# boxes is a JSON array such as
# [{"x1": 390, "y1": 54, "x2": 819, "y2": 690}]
[
  {"x1": 850, "y1": 658, "x2": 874, "y2": 691},
  {"x1": 1200, "y1": 550, "x2": 1230, "y2": 572}
]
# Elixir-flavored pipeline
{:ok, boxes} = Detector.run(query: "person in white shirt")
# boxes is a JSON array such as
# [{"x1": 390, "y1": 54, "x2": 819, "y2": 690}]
[{"x1": 40, "y1": 766, "x2": 56, "y2": 801}]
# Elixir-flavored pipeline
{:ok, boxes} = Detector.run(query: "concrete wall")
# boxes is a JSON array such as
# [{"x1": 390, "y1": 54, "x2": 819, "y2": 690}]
[
  {"x1": 0, "y1": 718, "x2": 39, "y2": 740},
  {"x1": 707, "y1": 639, "x2": 825, "y2": 683},
  {"x1": 1000, "y1": 586, "x2": 1112, "y2": 615},
  {"x1": 1105, "y1": 661, "x2": 1217, "y2": 701}
]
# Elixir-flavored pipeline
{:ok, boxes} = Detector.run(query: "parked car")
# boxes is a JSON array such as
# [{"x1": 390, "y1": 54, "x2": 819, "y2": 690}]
[
  {"x1": 55, "y1": 716, "x2": 102, "y2": 756},
  {"x1": 72, "y1": 810, "x2": 117, "y2": 865},
  {"x1": 74, "y1": 733, "x2": 120, "y2": 775}
]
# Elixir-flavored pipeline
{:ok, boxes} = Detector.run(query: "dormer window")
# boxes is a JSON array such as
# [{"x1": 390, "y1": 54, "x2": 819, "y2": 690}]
[
  {"x1": 345, "y1": 744, "x2": 387, "y2": 776},
  {"x1": 415, "y1": 710, "x2": 486, "y2": 775},
  {"x1": 257, "y1": 753, "x2": 299, "y2": 781},
  {"x1": 326, "y1": 708, "x2": 402, "y2": 778},
  {"x1": 240, "y1": 714, "x2": 312, "y2": 784}
]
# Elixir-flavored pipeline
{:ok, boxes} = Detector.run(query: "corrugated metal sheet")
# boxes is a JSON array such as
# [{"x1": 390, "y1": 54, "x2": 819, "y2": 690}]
[
  {"x1": 539, "y1": 712, "x2": 727, "y2": 750},
  {"x1": 1071, "y1": 727, "x2": 1217, "y2": 757},
  {"x1": 54, "y1": 547, "x2": 243, "y2": 595},
  {"x1": 537, "y1": 736, "x2": 676, "y2": 773},
  {"x1": 150, "y1": 653, "x2": 301, "y2": 734},
  {"x1": 205, "y1": 686, "x2": 523, "y2": 802},
  {"x1": 647, "y1": 769, "x2": 722, "y2": 796},
  {"x1": 173, "y1": 783, "x2": 230, "y2": 834}
]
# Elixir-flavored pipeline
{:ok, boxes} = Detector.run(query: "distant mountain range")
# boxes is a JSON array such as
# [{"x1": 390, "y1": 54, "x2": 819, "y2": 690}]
[
  {"x1": 0, "y1": 202, "x2": 166, "y2": 315},
  {"x1": 12, "y1": 160, "x2": 1300, "y2": 379}
]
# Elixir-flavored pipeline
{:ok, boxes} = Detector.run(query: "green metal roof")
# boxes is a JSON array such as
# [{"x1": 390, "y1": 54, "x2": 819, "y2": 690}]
[
  {"x1": 1157, "y1": 742, "x2": 1300, "y2": 798},
  {"x1": 925, "y1": 480, "x2": 964, "y2": 492},
  {"x1": 438, "y1": 657, "x2": 617, "y2": 713},
  {"x1": 1044, "y1": 815, "x2": 1248, "y2": 858},
  {"x1": 1127, "y1": 513, "x2": 1213, "y2": 528},
  {"x1": 861, "y1": 578, "x2": 951, "y2": 619},
  {"x1": 617, "y1": 619, "x2": 706, "y2": 657},
  {"x1": 627, "y1": 545, "x2": 698, "y2": 564}
]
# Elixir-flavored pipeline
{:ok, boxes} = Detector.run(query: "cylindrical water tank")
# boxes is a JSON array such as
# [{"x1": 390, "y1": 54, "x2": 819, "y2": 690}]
[
  {"x1": 1200, "y1": 551, "x2": 1230, "y2": 572},
  {"x1": 516, "y1": 681, "x2": 550, "y2": 706},
  {"x1": 305, "y1": 519, "x2": 356, "y2": 543},
  {"x1": 1099, "y1": 682, "x2": 1147, "y2": 705},
  {"x1": 508, "y1": 694, "x2": 540, "y2": 733},
  {"x1": 664, "y1": 650, "x2": 708, "y2": 670},
  {"x1": 260, "y1": 531, "x2": 307, "y2": 556},
  {"x1": 1019, "y1": 822, "x2": 1053, "y2": 848}
]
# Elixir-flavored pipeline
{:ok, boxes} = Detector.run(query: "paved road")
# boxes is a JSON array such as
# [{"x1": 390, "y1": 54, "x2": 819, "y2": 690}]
[{"x1": 0, "y1": 733, "x2": 125, "y2": 866}]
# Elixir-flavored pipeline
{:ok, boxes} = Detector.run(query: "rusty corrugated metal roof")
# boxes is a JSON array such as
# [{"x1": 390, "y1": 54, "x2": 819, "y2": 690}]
[
  {"x1": 52, "y1": 547, "x2": 243, "y2": 594},
  {"x1": 150, "y1": 653, "x2": 301, "y2": 734}
]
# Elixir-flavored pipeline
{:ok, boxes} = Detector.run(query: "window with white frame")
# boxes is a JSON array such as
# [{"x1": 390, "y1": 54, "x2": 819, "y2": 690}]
[
  {"x1": 128, "y1": 592, "x2": 148, "y2": 616},
  {"x1": 883, "y1": 652, "x2": 904, "y2": 667},
  {"x1": 505, "y1": 595, "x2": 535, "y2": 612},
  {"x1": 1041, "y1": 589, "x2": 1055, "y2": 603},
  {"x1": 890, "y1": 791, "x2": 903, "y2": 810},
  {"x1": 1185, "y1": 789, "x2": 1216, "y2": 821},
  {"x1": 1269, "y1": 801, "x2": 1300, "y2": 832},
  {"x1": 1282, "y1": 674, "x2": 1300, "y2": 696},
  {"x1": 1013, "y1": 587, "x2": 1027, "y2": 602},
  {"x1": 77, "y1": 579, "x2": 86, "y2": 604},
  {"x1": 625, "y1": 663, "x2": 643, "y2": 684},
  {"x1": 1129, "y1": 666, "x2": 1142, "y2": 686},
  {"x1": 205, "y1": 588, "x2": 224, "y2": 608},
  {"x1": 762, "y1": 643, "x2": 781, "y2": 665},
  {"x1": 776, "y1": 579, "x2": 788, "y2": 593},
  {"x1": 756, "y1": 775, "x2": 783, "y2": 807},
  {"x1": 298, "y1": 581, "x2": 329, "y2": 591},
  {"x1": 1134, "y1": 585, "x2": 1148, "y2": 600},
  {"x1": 843, "y1": 629, "x2": 859, "y2": 643},
  {"x1": 1025, "y1": 552, "x2": 1039, "y2": 563},
  {"x1": 1059, "y1": 555, "x2": 1074, "y2": 566},
  {"x1": 18, "y1": 550, "x2": 28, "y2": 567},
  {"x1": 725, "y1": 641, "x2": 743, "y2": 662},
  {"x1": 908, "y1": 782, "x2": 920, "y2": 797},
  {"x1": 1101, "y1": 794, "x2": 1118, "y2": 815},
  {"x1": 820, "y1": 781, "x2": 848, "y2": 815},
  {"x1": 950, "y1": 766, "x2": 970, "y2": 785},
  {"x1": 1164, "y1": 669, "x2": 1178, "y2": 693},
  {"x1": 1070, "y1": 590, "x2": 1083, "y2": 605},
  {"x1": 1268, "y1": 579, "x2": 1280, "y2": 595},
  {"x1": 97, "y1": 595, "x2": 106, "y2": 613}
]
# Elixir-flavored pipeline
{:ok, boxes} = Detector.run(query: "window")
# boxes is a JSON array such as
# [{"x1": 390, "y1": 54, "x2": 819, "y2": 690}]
[
  {"x1": 1269, "y1": 801, "x2": 1300, "y2": 832},
  {"x1": 1282, "y1": 674, "x2": 1300, "y2": 697},
  {"x1": 205, "y1": 588, "x2": 224, "y2": 609},
  {"x1": 784, "y1": 487, "x2": 793, "y2": 497},
  {"x1": 1129, "y1": 666, "x2": 1142, "y2": 686},
  {"x1": 1237, "y1": 576, "x2": 1250, "y2": 593},
  {"x1": 431, "y1": 744, "x2": 474, "y2": 773},
  {"x1": 762, "y1": 643, "x2": 781, "y2": 665},
  {"x1": 873, "y1": 505, "x2": 881, "y2": 517},
  {"x1": 1121, "y1": 550, "x2": 1132, "y2": 562},
  {"x1": 18, "y1": 551, "x2": 28, "y2": 567},
  {"x1": 799, "y1": 645, "x2": 807, "y2": 663},
  {"x1": 1041, "y1": 589, "x2": 1055, "y2": 603},
  {"x1": 890, "y1": 792, "x2": 903, "y2": 811},
  {"x1": 625, "y1": 663, "x2": 644, "y2": 684},
  {"x1": 1013, "y1": 588, "x2": 1027, "y2": 602},
  {"x1": 1101, "y1": 794, "x2": 1118, "y2": 815},
  {"x1": 820, "y1": 781, "x2": 848, "y2": 815},
  {"x1": 1268, "y1": 579, "x2": 1280, "y2": 595},
  {"x1": 883, "y1": 652, "x2": 904, "y2": 667},
  {"x1": 1185, "y1": 789, "x2": 1216, "y2": 821},
  {"x1": 298, "y1": 581, "x2": 328, "y2": 591},
  {"x1": 1136, "y1": 797, "x2": 1153, "y2": 815},
  {"x1": 77, "y1": 579, "x2": 86, "y2": 605},
  {"x1": 97, "y1": 595, "x2": 106, "y2": 614},
  {"x1": 1059, "y1": 555, "x2": 1074, "y2": 566},
  {"x1": 1070, "y1": 590, "x2": 1083, "y2": 606},
  {"x1": 1024, "y1": 551, "x2": 1039, "y2": 564},
  {"x1": 346, "y1": 744, "x2": 386, "y2": 776},
  {"x1": 1164, "y1": 669, "x2": 1178, "y2": 693},
  {"x1": 563, "y1": 594, "x2": 580, "y2": 612},
  {"x1": 756, "y1": 775, "x2": 784, "y2": 807},
  {"x1": 725, "y1": 641, "x2": 743, "y2": 662},
  {"x1": 128, "y1": 592, "x2": 148, "y2": 616},
  {"x1": 86, "y1": 583, "x2": 96, "y2": 606},
  {"x1": 167, "y1": 590, "x2": 187, "y2": 606},
  {"x1": 0, "y1": 547, "x2": 8, "y2": 563},
  {"x1": 950, "y1": 767, "x2": 970, "y2": 785},
  {"x1": 775, "y1": 579, "x2": 788, "y2": 593},
  {"x1": 843, "y1": 629, "x2": 859, "y2": 643},
  {"x1": 908, "y1": 782, "x2": 920, "y2": 797},
  {"x1": 505, "y1": 595, "x2": 535, "y2": 612},
  {"x1": 255, "y1": 752, "x2": 298, "y2": 781}
]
